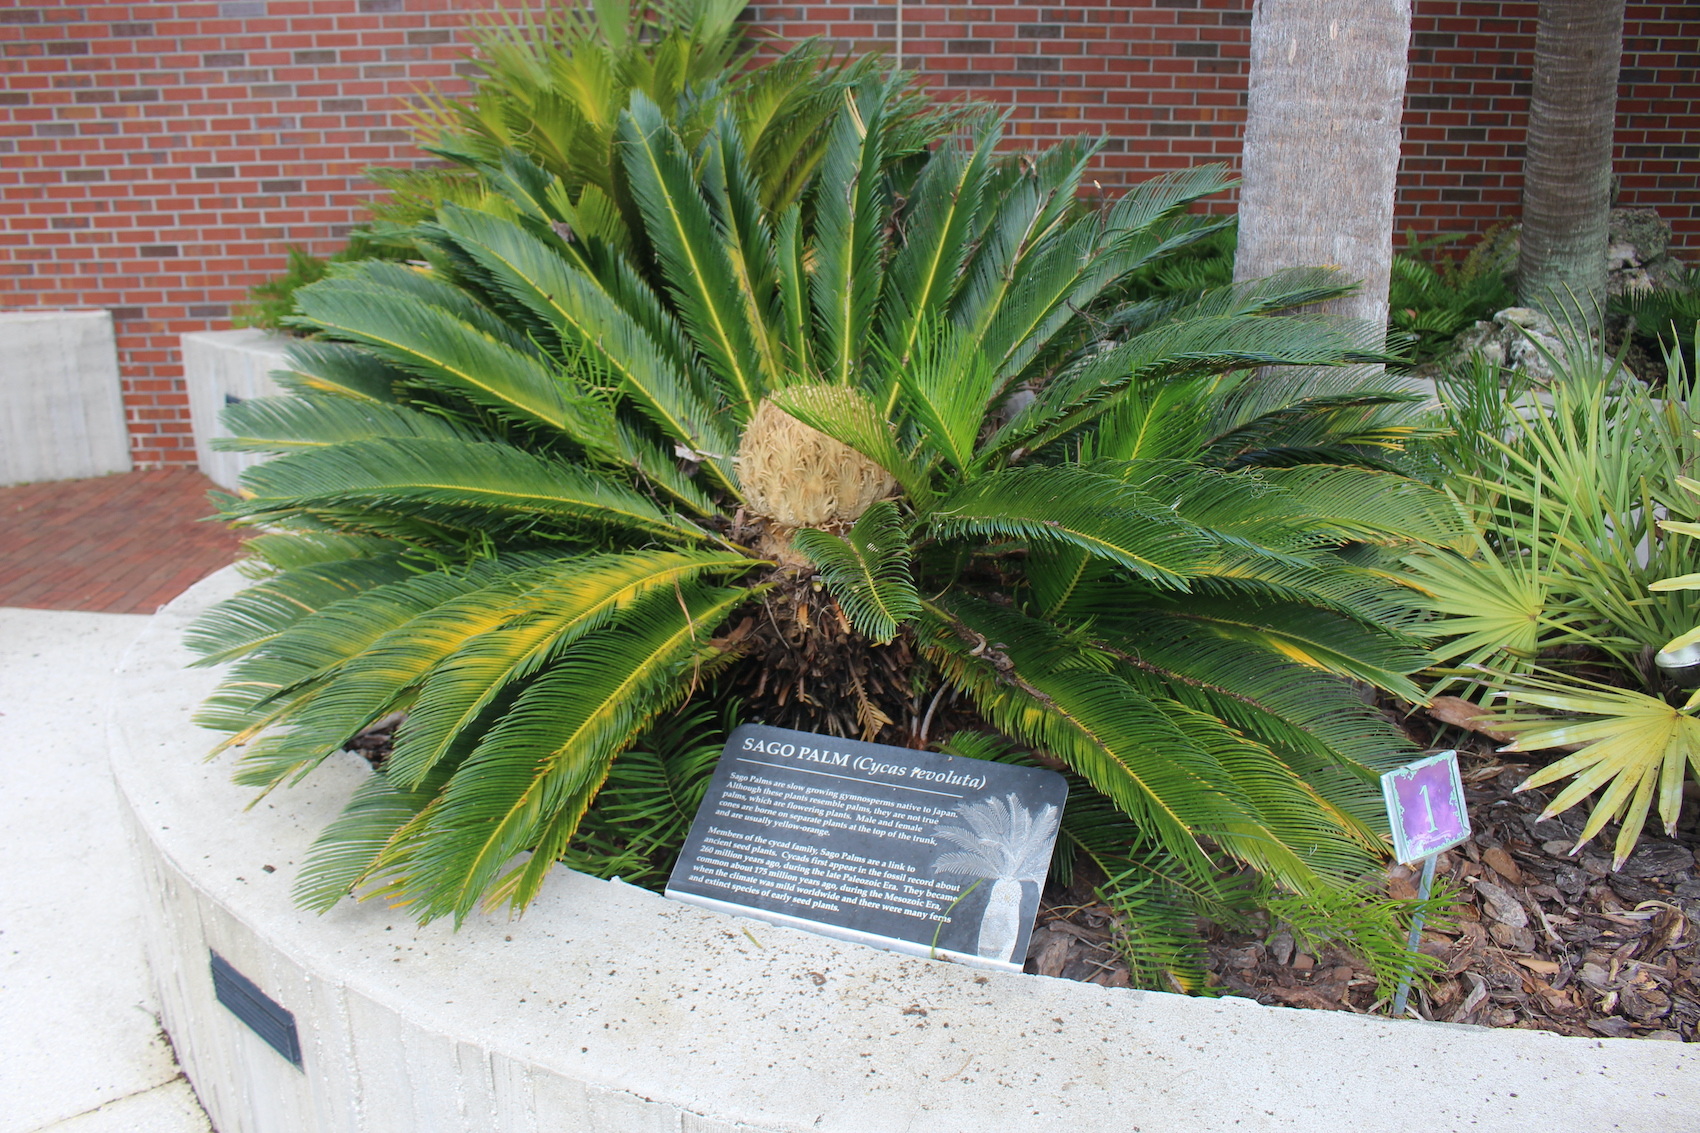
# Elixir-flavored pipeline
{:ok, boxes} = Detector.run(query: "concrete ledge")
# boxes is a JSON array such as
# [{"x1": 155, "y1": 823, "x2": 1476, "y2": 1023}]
[
  {"x1": 110, "y1": 569, "x2": 1700, "y2": 1133},
  {"x1": 181, "y1": 329, "x2": 293, "y2": 493},
  {"x1": 0, "y1": 309, "x2": 128, "y2": 485}
]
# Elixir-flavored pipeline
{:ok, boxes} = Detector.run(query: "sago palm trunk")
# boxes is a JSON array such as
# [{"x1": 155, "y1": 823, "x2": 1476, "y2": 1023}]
[
  {"x1": 1517, "y1": 0, "x2": 1626, "y2": 331},
  {"x1": 976, "y1": 877, "x2": 1025, "y2": 961}
]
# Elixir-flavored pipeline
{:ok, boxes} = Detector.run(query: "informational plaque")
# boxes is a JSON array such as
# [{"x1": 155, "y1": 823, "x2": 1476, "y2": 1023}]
[{"x1": 665, "y1": 723, "x2": 1068, "y2": 972}]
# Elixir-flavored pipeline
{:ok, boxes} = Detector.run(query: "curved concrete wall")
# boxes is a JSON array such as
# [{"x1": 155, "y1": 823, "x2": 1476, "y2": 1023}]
[{"x1": 109, "y1": 570, "x2": 1700, "y2": 1133}]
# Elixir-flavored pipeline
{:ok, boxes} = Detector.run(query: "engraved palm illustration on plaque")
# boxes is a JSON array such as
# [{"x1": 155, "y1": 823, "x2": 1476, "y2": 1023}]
[{"x1": 931, "y1": 794, "x2": 1061, "y2": 962}]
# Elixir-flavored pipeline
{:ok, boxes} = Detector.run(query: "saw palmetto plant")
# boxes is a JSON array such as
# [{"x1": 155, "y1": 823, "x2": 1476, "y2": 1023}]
[
  {"x1": 1409, "y1": 339, "x2": 1700, "y2": 866},
  {"x1": 190, "y1": 79, "x2": 1465, "y2": 970}
]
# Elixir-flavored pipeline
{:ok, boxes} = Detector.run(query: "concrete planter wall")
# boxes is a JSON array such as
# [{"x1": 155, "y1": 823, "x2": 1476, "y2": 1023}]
[
  {"x1": 182, "y1": 329, "x2": 294, "y2": 493},
  {"x1": 0, "y1": 309, "x2": 129, "y2": 486},
  {"x1": 110, "y1": 570, "x2": 1700, "y2": 1133}
]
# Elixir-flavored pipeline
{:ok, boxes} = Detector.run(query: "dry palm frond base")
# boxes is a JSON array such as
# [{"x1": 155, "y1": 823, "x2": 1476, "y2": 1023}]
[
  {"x1": 1028, "y1": 730, "x2": 1700, "y2": 1042},
  {"x1": 725, "y1": 566, "x2": 918, "y2": 746}
]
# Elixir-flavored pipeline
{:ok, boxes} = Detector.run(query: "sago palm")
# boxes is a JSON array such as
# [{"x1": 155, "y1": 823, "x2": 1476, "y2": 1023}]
[
  {"x1": 371, "y1": 0, "x2": 965, "y2": 227},
  {"x1": 191, "y1": 81, "x2": 1464, "y2": 937}
]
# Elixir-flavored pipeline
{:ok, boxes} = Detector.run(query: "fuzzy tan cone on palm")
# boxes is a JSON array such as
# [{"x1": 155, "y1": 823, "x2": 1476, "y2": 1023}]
[{"x1": 737, "y1": 391, "x2": 894, "y2": 534}]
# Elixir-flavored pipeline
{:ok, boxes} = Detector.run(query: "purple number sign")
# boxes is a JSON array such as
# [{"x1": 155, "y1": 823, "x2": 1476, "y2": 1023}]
[{"x1": 1380, "y1": 750, "x2": 1471, "y2": 865}]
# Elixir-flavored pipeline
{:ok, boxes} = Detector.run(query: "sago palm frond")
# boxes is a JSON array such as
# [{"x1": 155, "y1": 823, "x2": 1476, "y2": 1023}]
[
  {"x1": 933, "y1": 794, "x2": 1062, "y2": 883},
  {"x1": 792, "y1": 501, "x2": 918, "y2": 644}
]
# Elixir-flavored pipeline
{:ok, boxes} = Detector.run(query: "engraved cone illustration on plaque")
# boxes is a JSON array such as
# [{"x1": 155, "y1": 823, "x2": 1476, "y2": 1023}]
[{"x1": 931, "y1": 794, "x2": 1061, "y2": 962}]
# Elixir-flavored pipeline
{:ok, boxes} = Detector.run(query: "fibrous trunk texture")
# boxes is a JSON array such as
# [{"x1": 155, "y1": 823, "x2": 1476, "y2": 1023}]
[
  {"x1": 1234, "y1": 0, "x2": 1412, "y2": 333},
  {"x1": 1517, "y1": 0, "x2": 1627, "y2": 331},
  {"x1": 729, "y1": 567, "x2": 916, "y2": 746}
]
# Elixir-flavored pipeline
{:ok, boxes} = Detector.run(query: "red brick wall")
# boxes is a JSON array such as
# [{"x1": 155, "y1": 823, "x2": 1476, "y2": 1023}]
[
  {"x1": 743, "y1": 1, "x2": 1252, "y2": 207},
  {"x1": 0, "y1": 0, "x2": 495, "y2": 467},
  {"x1": 1404, "y1": 1, "x2": 1700, "y2": 254},
  {"x1": 2, "y1": 1, "x2": 1696, "y2": 471},
  {"x1": 747, "y1": 1, "x2": 1700, "y2": 252}
]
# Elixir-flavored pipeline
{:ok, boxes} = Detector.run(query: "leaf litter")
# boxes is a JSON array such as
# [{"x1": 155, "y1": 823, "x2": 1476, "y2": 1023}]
[{"x1": 1025, "y1": 737, "x2": 1699, "y2": 1041}]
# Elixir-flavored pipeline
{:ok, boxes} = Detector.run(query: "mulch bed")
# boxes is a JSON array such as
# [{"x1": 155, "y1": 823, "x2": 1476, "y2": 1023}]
[
  {"x1": 1025, "y1": 734, "x2": 1700, "y2": 1042},
  {"x1": 359, "y1": 699, "x2": 1700, "y2": 1041}
]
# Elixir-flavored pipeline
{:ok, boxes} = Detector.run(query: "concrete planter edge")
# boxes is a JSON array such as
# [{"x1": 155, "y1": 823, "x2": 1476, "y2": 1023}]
[{"x1": 107, "y1": 569, "x2": 1700, "y2": 1133}]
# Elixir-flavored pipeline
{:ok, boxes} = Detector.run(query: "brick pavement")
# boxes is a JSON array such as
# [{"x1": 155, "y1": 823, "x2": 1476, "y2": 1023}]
[{"x1": 0, "y1": 470, "x2": 244, "y2": 615}]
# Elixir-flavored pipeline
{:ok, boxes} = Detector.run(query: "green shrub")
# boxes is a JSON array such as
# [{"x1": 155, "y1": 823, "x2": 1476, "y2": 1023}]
[
  {"x1": 235, "y1": 228, "x2": 416, "y2": 334},
  {"x1": 1611, "y1": 266, "x2": 1700, "y2": 357},
  {"x1": 1386, "y1": 228, "x2": 1516, "y2": 365},
  {"x1": 240, "y1": 0, "x2": 969, "y2": 337},
  {"x1": 1407, "y1": 337, "x2": 1700, "y2": 865},
  {"x1": 379, "y1": 0, "x2": 969, "y2": 227}
]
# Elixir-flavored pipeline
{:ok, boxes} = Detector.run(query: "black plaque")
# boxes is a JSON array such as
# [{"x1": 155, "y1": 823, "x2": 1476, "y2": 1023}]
[
  {"x1": 665, "y1": 723, "x2": 1068, "y2": 972},
  {"x1": 210, "y1": 950, "x2": 302, "y2": 1068}
]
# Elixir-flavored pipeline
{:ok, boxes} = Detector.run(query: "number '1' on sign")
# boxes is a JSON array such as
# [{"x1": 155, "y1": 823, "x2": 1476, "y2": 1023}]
[{"x1": 1380, "y1": 749, "x2": 1471, "y2": 866}]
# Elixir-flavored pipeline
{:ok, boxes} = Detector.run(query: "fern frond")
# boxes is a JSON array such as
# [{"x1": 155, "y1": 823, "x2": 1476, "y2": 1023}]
[
  {"x1": 294, "y1": 769, "x2": 441, "y2": 912},
  {"x1": 395, "y1": 582, "x2": 751, "y2": 921},
  {"x1": 879, "y1": 130, "x2": 996, "y2": 365},
  {"x1": 619, "y1": 93, "x2": 771, "y2": 414},
  {"x1": 889, "y1": 320, "x2": 1000, "y2": 473},
  {"x1": 184, "y1": 554, "x2": 419, "y2": 667},
  {"x1": 384, "y1": 550, "x2": 758, "y2": 788},
  {"x1": 237, "y1": 530, "x2": 406, "y2": 574},
  {"x1": 229, "y1": 438, "x2": 710, "y2": 544},
  {"x1": 1089, "y1": 606, "x2": 1418, "y2": 785},
  {"x1": 198, "y1": 557, "x2": 536, "y2": 755},
  {"x1": 811, "y1": 80, "x2": 890, "y2": 385},
  {"x1": 215, "y1": 395, "x2": 485, "y2": 454},
  {"x1": 924, "y1": 598, "x2": 1250, "y2": 879},
  {"x1": 273, "y1": 340, "x2": 403, "y2": 403},
  {"x1": 291, "y1": 277, "x2": 596, "y2": 436},
  {"x1": 987, "y1": 311, "x2": 1390, "y2": 461},
  {"x1": 766, "y1": 382, "x2": 931, "y2": 503},
  {"x1": 430, "y1": 204, "x2": 739, "y2": 491}
]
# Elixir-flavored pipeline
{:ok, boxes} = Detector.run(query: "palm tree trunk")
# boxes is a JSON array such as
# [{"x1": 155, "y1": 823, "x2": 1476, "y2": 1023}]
[
  {"x1": 976, "y1": 877, "x2": 1024, "y2": 962},
  {"x1": 1233, "y1": 0, "x2": 1412, "y2": 332},
  {"x1": 1517, "y1": 0, "x2": 1627, "y2": 331}
]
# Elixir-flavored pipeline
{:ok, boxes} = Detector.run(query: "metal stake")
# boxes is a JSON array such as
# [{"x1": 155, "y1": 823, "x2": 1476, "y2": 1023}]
[{"x1": 1391, "y1": 852, "x2": 1438, "y2": 1019}]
